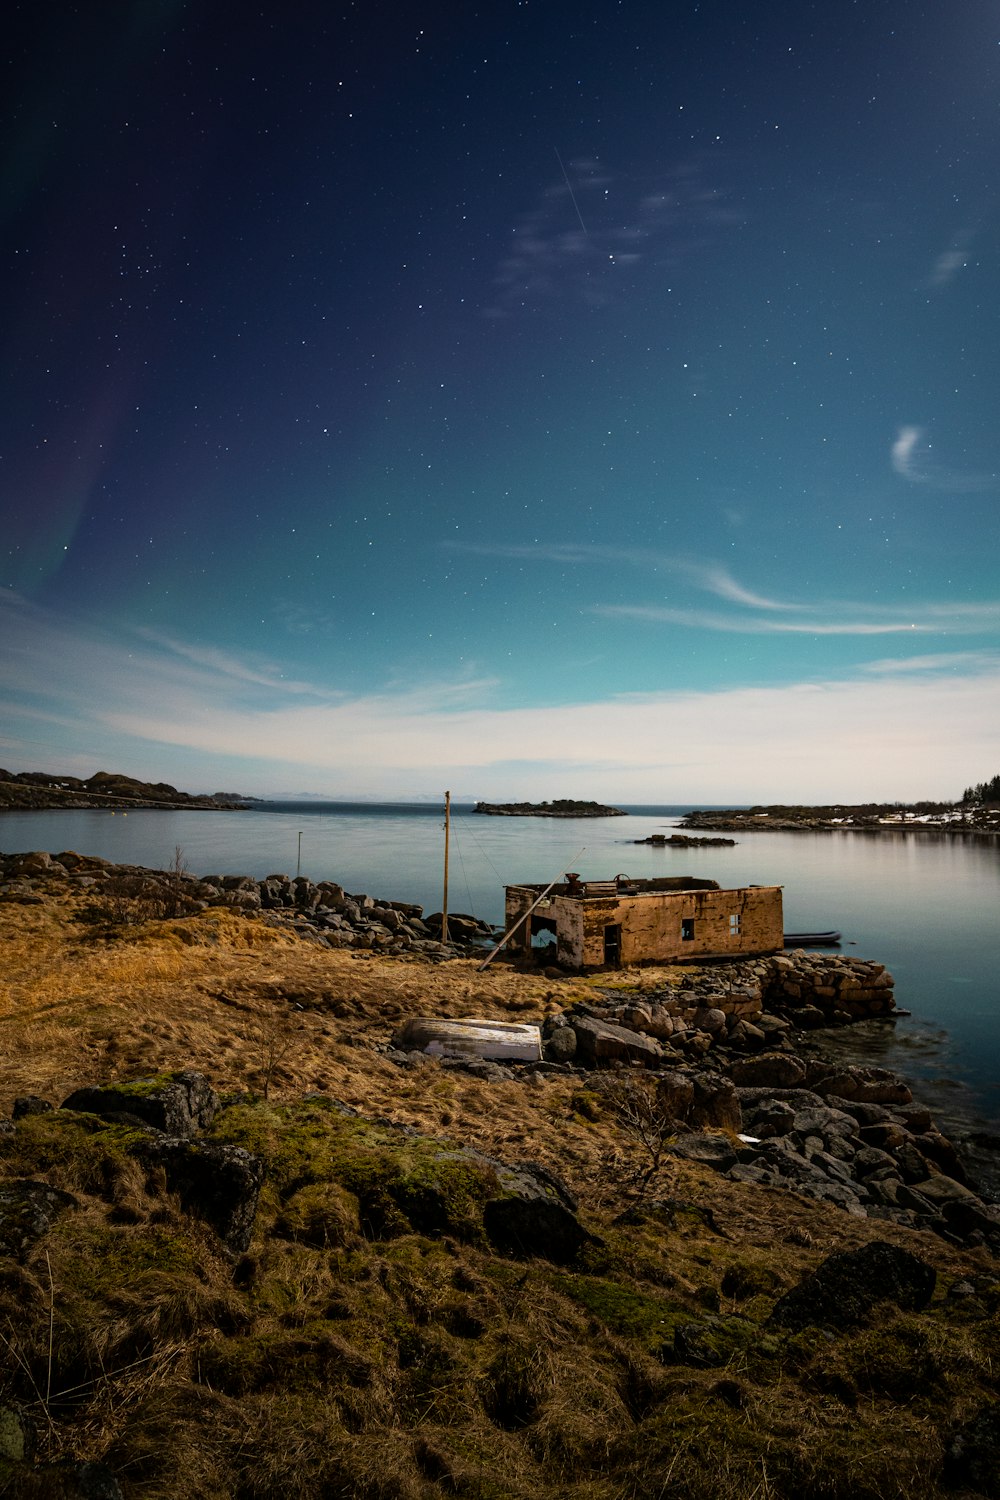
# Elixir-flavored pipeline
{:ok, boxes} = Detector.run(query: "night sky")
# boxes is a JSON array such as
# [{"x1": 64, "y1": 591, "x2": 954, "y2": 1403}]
[{"x1": 3, "y1": 1, "x2": 999, "y2": 801}]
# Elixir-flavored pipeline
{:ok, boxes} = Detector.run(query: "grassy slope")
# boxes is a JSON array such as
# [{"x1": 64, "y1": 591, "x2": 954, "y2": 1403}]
[{"x1": 1, "y1": 880, "x2": 998, "y2": 1499}]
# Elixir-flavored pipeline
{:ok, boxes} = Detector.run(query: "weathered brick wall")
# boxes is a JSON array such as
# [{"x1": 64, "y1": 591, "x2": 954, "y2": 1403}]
[
  {"x1": 576, "y1": 885, "x2": 783, "y2": 967},
  {"x1": 503, "y1": 883, "x2": 784, "y2": 969}
]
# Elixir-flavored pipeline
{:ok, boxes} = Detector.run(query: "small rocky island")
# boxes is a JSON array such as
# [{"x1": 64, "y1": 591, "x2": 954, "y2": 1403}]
[
  {"x1": 0, "y1": 768, "x2": 254, "y2": 811},
  {"x1": 474, "y1": 799, "x2": 627, "y2": 818},
  {"x1": 635, "y1": 832, "x2": 736, "y2": 847}
]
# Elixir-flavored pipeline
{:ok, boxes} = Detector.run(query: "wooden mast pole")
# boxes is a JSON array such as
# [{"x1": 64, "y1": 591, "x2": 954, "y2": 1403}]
[{"x1": 441, "y1": 790, "x2": 450, "y2": 944}]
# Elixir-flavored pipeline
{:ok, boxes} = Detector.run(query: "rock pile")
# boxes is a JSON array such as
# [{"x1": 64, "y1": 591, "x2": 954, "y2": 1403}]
[
  {"x1": 537, "y1": 952, "x2": 897, "y2": 1067},
  {"x1": 386, "y1": 958, "x2": 997, "y2": 1251},
  {"x1": 0, "y1": 850, "x2": 493, "y2": 959},
  {"x1": 650, "y1": 1051, "x2": 1000, "y2": 1251}
]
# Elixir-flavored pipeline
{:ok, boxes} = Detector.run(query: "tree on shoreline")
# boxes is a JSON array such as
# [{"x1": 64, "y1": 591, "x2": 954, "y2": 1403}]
[{"x1": 961, "y1": 774, "x2": 1000, "y2": 806}]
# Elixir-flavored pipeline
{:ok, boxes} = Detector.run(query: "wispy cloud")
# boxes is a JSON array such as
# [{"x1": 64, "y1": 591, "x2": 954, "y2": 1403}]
[
  {"x1": 862, "y1": 650, "x2": 1000, "y2": 674},
  {"x1": 891, "y1": 424, "x2": 995, "y2": 492},
  {"x1": 593, "y1": 605, "x2": 932, "y2": 636},
  {"x1": 449, "y1": 542, "x2": 1000, "y2": 640},
  {"x1": 891, "y1": 424, "x2": 924, "y2": 480},
  {"x1": 926, "y1": 228, "x2": 973, "y2": 289},
  {"x1": 451, "y1": 542, "x2": 793, "y2": 611},
  {"x1": 132, "y1": 627, "x2": 327, "y2": 697},
  {"x1": 486, "y1": 154, "x2": 740, "y2": 315},
  {"x1": 2, "y1": 588, "x2": 998, "y2": 801}
]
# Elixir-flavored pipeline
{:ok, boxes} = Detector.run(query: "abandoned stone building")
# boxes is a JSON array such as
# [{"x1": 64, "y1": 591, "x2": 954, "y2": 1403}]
[{"x1": 504, "y1": 873, "x2": 784, "y2": 970}]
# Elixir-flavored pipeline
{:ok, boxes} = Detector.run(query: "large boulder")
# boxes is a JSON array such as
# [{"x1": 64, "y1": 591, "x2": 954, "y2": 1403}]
[
  {"x1": 729, "y1": 1054, "x2": 807, "y2": 1090},
  {"x1": 690, "y1": 1074, "x2": 741, "y2": 1131},
  {"x1": 570, "y1": 1015, "x2": 664, "y2": 1067},
  {"x1": 61, "y1": 1071, "x2": 218, "y2": 1138},
  {"x1": 769, "y1": 1240, "x2": 936, "y2": 1331},
  {"x1": 483, "y1": 1161, "x2": 596, "y2": 1264},
  {"x1": 134, "y1": 1138, "x2": 263, "y2": 1254},
  {"x1": 656, "y1": 1070, "x2": 696, "y2": 1122}
]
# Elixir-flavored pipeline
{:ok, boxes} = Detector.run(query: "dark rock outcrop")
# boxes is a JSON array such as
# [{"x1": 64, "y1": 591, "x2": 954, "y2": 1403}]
[
  {"x1": 0, "y1": 1180, "x2": 77, "y2": 1260},
  {"x1": 769, "y1": 1240, "x2": 936, "y2": 1331},
  {"x1": 483, "y1": 1161, "x2": 596, "y2": 1264},
  {"x1": 62, "y1": 1071, "x2": 218, "y2": 1137},
  {"x1": 133, "y1": 1137, "x2": 263, "y2": 1255},
  {"x1": 570, "y1": 1015, "x2": 663, "y2": 1067}
]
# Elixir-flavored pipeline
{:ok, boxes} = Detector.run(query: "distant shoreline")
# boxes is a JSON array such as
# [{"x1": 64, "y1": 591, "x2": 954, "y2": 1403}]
[
  {"x1": 0, "y1": 769, "x2": 254, "y2": 813},
  {"x1": 681, "y1": 805, "x2": 999, "y2": 838}
]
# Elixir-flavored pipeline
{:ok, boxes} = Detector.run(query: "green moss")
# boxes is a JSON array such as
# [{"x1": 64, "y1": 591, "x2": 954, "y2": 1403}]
[
  {"x1": 53, "y1": 1221, "x2": 198, "y2": 1297},
  {"x1": 0, "y1": 1110, "x2": 150, "y2": 1198},
  {"x1": 100, "y1": 1072, "x2": 178, "y2": 1098},
  {"x1": 551, "y1": 1272, "x2": 683, "y2": 1342},
  {"x1": 208, "y1": 1098, "x2": 499, "y2": 1243}
]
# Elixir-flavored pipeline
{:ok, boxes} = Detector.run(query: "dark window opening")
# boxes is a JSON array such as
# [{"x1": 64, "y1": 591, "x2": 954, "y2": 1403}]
[
  {"x1": 604, "y1": 923, "x2": 622, "y2": 966},
  {"x1": 681, "y1": 918, "x2": 695, "y2": 942}
]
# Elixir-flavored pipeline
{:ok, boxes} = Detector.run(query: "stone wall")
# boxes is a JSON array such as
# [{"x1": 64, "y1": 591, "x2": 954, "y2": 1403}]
[{"x1": 567, "y1": 951, "x2": 896, "y2": 1059}]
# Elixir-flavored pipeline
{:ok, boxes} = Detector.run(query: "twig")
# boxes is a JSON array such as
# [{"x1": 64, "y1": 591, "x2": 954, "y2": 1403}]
[{"x1": 45, "y1": 1250, "x2": 54, "y2": 1409}]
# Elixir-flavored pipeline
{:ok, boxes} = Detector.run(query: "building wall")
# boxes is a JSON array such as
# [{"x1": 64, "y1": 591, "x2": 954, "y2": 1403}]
[{"x1": 504, "y1": 883, "x2": 783, "y2": 969}]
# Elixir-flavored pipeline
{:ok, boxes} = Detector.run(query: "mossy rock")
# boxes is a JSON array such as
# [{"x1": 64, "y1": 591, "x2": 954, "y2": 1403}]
[
  {"x1": 61, "y1": 1070, "x2": 218, "y2": 1137},
  {"x1": 0, "y1": 1111, "x2": 151, "y2": 1203},
  {"x1": 663, "y1": 1314, "x2": 780, "y2": 1371},
  {"x1": 208, "y1": 1098, "x2": 587, "y2": 1257}
]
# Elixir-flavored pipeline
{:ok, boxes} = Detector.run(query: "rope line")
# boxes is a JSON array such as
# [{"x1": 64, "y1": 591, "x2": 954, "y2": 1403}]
[{"x1": 448, "y1": 812, "x2": 477, "y2": 918}]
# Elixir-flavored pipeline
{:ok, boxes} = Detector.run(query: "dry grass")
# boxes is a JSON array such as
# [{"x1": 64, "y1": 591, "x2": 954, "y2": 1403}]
[
  {"x1": 3, "y1": 882, "x2": 1000, "y2": 1500},
  {"x1": 3, "y1": 884, "x2": 994, "y2": 1265}
]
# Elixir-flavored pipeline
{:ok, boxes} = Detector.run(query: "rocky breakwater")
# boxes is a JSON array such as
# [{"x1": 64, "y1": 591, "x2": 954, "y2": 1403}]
[
  {"x1": 0, "y1": 849, "x2": 493, "y2": 960},
  {"x1": 543, "y1": 951, "x2": 898, "y2": 1067},
  {"x1": 529, "y1": 955, "x2": 999, "y2": 1252}
]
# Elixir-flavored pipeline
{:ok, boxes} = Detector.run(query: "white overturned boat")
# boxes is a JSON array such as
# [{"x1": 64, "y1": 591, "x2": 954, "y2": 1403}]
[{"x1": 394, "y1": 1017, "x2": 542, "y2": 1062}]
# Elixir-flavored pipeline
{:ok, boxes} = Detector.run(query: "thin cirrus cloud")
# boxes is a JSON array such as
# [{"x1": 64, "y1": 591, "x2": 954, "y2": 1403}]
[
  {"x1": 486, "y1": 154, "x2": 740, "y2": 315},
  {"x1": 592, "y1": 602, "x2": 1000, "y2": 636},
  {"x1": 450, "y1": 541, "x2": 999, "y2": 638},
  {"x1": 451, "y1": 541, "x2": 794, "y2": 612},
  {"x1": 2, "y1": 586, "x2": 998, "y2": 799},
  {"x1": 862, "y1": 650, "x2": 1000, "y2": 674},
  {"x1": 926, "y1": 228, "x2": 973, "y2": 289},
  {"x1": 891, "y1": 424, "x2": 995, "y2": 492}
]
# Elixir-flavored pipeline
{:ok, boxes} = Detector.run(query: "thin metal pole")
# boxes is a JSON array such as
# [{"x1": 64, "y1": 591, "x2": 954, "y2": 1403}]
[
  {"x1": 441, "y1": 791, "x2": 450, "y2": 944},
  {"x1": 297, "y1": 830, "x2": 302, "y2": 878}
]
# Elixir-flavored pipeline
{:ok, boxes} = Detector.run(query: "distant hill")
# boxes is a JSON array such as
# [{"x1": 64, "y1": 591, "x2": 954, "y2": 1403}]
[{"x1": 0, "y1": 768, "x2": 255, "y2": 811}]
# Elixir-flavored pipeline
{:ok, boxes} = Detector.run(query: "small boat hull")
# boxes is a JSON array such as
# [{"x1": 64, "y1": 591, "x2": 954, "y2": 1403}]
[
  {"x1": 784, "y1": 931, "x2": 842, "y2": 947},
  {"x1": 394, "y1": 1017, "x2": 543, "y2": 1062}
]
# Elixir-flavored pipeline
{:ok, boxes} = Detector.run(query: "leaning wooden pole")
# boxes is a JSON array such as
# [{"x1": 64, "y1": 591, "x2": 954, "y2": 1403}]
[
  {"x1": 477, "y1": 875, "x2": 563, "y2": 971},
  {"x1": 441, "y1": 790, "x2": 450, "y2": 945}
]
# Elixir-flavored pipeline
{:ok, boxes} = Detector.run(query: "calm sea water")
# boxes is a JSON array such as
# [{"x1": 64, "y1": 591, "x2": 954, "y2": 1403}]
[{"x1": 3, "y1": 802, "x2": 1000, "y2": 1150}]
